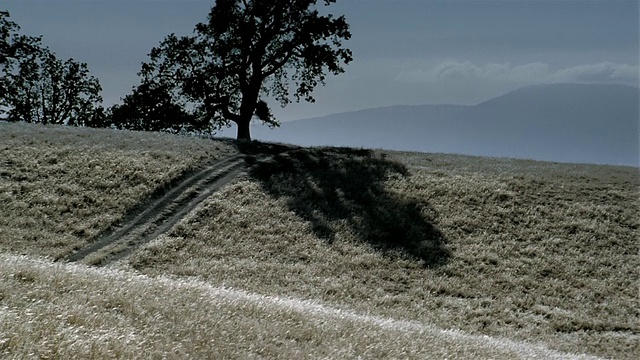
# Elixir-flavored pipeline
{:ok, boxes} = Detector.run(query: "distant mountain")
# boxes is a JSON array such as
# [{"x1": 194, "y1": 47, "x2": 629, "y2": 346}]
[{"x1": 236, "y1": 83, "x2": 640, "y2": 166}]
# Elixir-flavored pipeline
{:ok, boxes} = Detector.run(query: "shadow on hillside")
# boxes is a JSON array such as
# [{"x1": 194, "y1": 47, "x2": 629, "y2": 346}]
[{"x1": 236, "y1": 142, "x2": 449, "y2": 267}]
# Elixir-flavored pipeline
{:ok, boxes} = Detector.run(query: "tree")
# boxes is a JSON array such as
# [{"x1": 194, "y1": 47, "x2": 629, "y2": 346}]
[
  {"x1": 0, "y1": 10, "x2": 20, "y2": 80},
  {"x1": 4, "y1": 49, "x2": 102, "y2": 125},
  {"x1": 1, "y1": 10, "x2": 42, "y2": 117},
  {"x1": 0, "y1": 10, "x2": 17, "y2": 78},
  {"x1": 109, "y1": 81, "x2": 202, "y2": 133},
  {"x1": 1, "y1": 10, "x2": 102, "y2": 125},
  {"x1": 140, "y1": 0, "x2": 352, "y2": 140},
  {"x1": 84, "y1": 105, "x2": 109, "y2": 128}
]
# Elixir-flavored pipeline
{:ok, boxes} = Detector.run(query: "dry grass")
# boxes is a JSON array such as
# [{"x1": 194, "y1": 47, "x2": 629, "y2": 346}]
[
  {"x1": 0, "y1": 253, "x2": 599, "y2": 359},
  {"x1": 1, "y1": 123, "x2": 638, "y2": 359},
  {"x1": 0, "y1": 122, "x2": 236, "y2": 259},
  {"x1": 131, "y1": 148, "x2": 639, "y2": 359}
]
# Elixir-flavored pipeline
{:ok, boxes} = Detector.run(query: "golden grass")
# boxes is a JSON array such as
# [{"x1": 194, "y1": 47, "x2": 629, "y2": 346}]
[
  {"x1": 0, "y1": 122, "x2": 236, "y2": 259},
  {"x1": 1, "y1": 123, "x2": 638, "y2": 358},
  {"x1": 0, "y1": 253, "x2": 600, "y2": 359},
  {"x1": 131, "y1": 148, "x2": 639, "y2": 359}
]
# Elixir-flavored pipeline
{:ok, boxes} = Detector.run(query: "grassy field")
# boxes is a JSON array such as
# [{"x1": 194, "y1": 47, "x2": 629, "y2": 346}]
[
  {"x1": 0, "y1": 123, "x2": 237, "y2": 259},
  {"x1": 1, "y1": 122, "x2": 638, "y2": 359}
]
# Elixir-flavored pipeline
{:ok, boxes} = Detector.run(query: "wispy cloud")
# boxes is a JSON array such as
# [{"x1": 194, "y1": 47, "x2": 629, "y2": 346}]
[
  {"x1": 396, "y1": 61, "x2": 639, "y2": 86},
  {"x1": 553, "y1": 62, "x2": 639, "y2": 84}
]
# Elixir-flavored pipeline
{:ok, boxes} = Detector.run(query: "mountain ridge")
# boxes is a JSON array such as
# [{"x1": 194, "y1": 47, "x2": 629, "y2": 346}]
[{"x1": 244, "y1": 83, "x2": 639, "y2": 166}]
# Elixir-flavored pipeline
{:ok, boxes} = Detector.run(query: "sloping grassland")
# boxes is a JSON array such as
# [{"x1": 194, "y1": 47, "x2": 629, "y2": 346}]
[
  {"x1": 1, "y1": 123, "x2": 638, "y2": 359},
  {"x1": 0, "y1": 123, "x2": 236, "y2": 259}
]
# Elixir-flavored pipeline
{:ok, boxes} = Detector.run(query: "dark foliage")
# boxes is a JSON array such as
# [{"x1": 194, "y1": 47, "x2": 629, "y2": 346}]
[
  {"x1": 109, "y1": 82, "x2": 202, "y2": 133},
  {"x1": 1, "y1": 10, "x2": 41, "y2": 115},
  {"x1": 0, "y1": 10, "x2": 102, "y2": 125},
  {"x1": 84, "y1": 106, "x2": 110, "y2": 128}
]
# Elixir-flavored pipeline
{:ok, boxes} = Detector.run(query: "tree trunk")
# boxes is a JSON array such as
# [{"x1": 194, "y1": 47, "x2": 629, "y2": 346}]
[
  {"x1": 236, "y1": 118, "x2": 251, "y2": 141},
  {"x1": 235, "y1": 78, "x2": 262, "y2": 141}
]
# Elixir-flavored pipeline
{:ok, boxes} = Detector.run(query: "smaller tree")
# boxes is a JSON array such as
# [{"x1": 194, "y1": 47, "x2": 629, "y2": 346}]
[
  {"x1": 4, "y1": 48, "x2": 102, "y2": 125},
  {"x1": 108, "y1": 81, "x2": 202, "y2": 133},
  {"x1": 1, "y1": 10, "x2": 102, "y2": 125},
  {"x1": 84, "y1": 105, "x2": 109, "y2": 128},
  {"x1": 0, "y1": 10, "x2": 21, "y2": 84},
  {"x1": 1, "y1": 10, "x2": 42, "y2": 117}
]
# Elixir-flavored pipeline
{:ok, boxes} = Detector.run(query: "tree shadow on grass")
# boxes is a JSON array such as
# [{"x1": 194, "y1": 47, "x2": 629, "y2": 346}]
[{"x1": 237, "y1": 142, "x2": 449, "y2": 267}]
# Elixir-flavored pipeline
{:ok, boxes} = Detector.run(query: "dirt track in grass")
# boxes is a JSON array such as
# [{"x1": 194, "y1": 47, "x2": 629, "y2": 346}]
[{"x1": 64, "y1": 154, "x2": 250, "y2": 266}]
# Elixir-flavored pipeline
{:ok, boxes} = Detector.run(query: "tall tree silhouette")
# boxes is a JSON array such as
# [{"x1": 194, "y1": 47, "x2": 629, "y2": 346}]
[{"x1": 140, "y1": 0, "x2": 352, "y2": 140}]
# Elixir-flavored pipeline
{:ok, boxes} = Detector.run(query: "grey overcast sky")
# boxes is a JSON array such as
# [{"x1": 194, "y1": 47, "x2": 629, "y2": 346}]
[{"x1": 2, "y1": 0, "x2": 638, "y2": 121}]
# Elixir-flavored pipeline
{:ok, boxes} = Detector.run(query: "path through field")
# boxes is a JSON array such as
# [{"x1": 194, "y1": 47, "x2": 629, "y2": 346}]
[
  {"x1": 200, "y1": 284, "x2": 603, "y2": 360},
  {"x1": 1, "y1": 254, "x2": 604, "y2": 359},
  {"x1": 64, "y1": 154, "x2": 249, "y2": 266}
]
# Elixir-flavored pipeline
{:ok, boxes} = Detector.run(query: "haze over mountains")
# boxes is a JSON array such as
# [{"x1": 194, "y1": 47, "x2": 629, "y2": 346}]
[{"x1": 232, "y1": 83, "x2": 639, "y2": 166}]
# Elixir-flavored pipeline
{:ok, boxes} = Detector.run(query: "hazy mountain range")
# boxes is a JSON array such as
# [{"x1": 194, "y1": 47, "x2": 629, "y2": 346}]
[{"x1": 226, "y1": 83, "x2": 639, "y2": 166}]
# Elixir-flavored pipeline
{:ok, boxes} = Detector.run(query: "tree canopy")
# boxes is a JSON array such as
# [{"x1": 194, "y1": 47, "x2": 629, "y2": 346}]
[
  {"x1": 138, "y1": 0, "x2": 352, "y2": 140},
  {"x1": 0, "y1": 10, "x2": 102, "y2": 125},
  {"x1": 109, "y1": 82, "x2": 201, "y2": 133},
  {"x1": 0, "y1": 10, "x2": 40, "y2": 114}
]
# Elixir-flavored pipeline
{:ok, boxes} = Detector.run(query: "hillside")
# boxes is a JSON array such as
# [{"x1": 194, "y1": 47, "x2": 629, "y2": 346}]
[
  {"x1": 1, "y1": 123, "x2": 638, "y2": 359},
  {"x1": 240, "y1": 83, "x2": 639, "y2": 166}
]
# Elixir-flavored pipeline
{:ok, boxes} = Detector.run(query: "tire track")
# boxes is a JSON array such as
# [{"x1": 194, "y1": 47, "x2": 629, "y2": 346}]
[{"x1": 65, "y1": 154, "x2": 249, "y2": 266}]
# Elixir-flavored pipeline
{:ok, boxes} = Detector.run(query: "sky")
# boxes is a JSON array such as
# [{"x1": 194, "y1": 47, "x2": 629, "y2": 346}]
[{"x1": 2, "y1": 0, "x2": 638, "y2": 122}]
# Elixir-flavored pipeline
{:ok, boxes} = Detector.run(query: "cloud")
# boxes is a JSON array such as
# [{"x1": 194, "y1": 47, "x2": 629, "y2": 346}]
[
  {"x1": 553, "y1": 62, "x2": 639, "y2": 83},
  {"x1": 395, "y1": 61, "x2": 639, "y2": 86}
]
